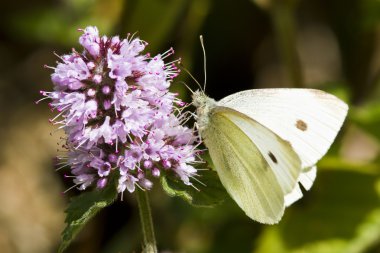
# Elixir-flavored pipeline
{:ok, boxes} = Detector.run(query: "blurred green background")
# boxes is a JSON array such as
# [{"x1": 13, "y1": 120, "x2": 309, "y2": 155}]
[{"x1": 0, "y1": 0, "x2": 380, "y2": 252}]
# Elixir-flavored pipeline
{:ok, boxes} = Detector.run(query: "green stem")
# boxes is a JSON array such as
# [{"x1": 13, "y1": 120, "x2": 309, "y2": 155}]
[
  {"x1": 136, "y1": 189, "x2": 158, "y2": 253},
  {"x1": 270, "y1": 0, "x2": 304, "y2": 88}
]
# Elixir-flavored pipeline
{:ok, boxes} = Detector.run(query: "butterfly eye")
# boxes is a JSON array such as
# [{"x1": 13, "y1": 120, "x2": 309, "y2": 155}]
[
  {"x1": 295, "y1": 119, "x2": 308, "y2": 131},
  {"x1": 268, "y1": 152, "x2": 278, "y2": 164}
]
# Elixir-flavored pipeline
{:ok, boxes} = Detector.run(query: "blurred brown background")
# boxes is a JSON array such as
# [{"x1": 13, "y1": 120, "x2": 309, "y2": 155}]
[{"x1": 0, "y1": 0, "x2": 379, "y2": 252}]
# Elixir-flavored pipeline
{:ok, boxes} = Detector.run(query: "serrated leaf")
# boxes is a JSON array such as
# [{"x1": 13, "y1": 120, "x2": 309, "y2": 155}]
[
  {"x1": 58, "y1": 176, "x2": 118, "y2": 253},
  {"x1": 161, "y1": 169, "x2": 228, "y2": 207}
]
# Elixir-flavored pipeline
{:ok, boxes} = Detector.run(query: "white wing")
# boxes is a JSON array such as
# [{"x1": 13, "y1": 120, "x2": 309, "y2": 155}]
[
  {"x1": 298, "y1": 165, "x2": 317, "y2": 191},
  {"x1": 219, "y1": 107, "x2": 301, "y2": 195},
  {"x1": 284, "y1": 184, "x2": 302, "y2": 206},
  {"x1": 202, "y1": 107, "x2": 301, "y2": 223},
  {"x1": 285, "y1": 166, "x2": 317, "y2": 206},
  {"x1": 218, "y1": 89, "x2": 348, "y2": 168}
]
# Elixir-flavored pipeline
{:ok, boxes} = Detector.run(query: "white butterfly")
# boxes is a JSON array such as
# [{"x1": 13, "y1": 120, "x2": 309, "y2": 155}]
[{"x1": 192, "y1": 88, "x2": 348, "y2": 224}]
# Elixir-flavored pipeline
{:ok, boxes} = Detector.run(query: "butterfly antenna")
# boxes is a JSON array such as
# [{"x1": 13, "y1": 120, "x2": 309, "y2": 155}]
[
  {"x1": 200, "y1": 35, "x2": 207, "y2": 92},
  {"x1": 179, "y1": 63, "x2": 203, "y2": 91},
  {"x1": 177, "y1": 81, "x2": 195, "y2": 95}
]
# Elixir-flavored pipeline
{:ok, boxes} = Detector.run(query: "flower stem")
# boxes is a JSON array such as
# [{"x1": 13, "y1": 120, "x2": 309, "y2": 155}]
[
  {"x1": 136, "y1": 189, "x2": 158, "y2": 253},
  {"x1": 270, "y1": 0, "x2": 304, "y2": 88}
]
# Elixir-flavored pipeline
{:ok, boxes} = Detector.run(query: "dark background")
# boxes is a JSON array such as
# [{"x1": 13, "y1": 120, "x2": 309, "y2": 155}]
[{"x1": 0, "y1": 0, "x2": 379, "y2": 252}]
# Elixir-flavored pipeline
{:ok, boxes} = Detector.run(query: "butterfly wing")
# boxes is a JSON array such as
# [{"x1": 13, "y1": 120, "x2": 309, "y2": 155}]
[
  {"x1": 285, "y1": 166, "x2": 317, "y2": 206},
  {"x1": 203, "y1": 107, "x2": 301, "y2": 224},
  {"x1": 218, "y1": 89, "x2": 348, "y2": 168}
]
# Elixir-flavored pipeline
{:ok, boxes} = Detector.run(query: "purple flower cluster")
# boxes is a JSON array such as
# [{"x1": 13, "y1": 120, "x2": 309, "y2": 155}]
[{"x1": 40, "y1": 26, "x2": 201, "y2": 194}]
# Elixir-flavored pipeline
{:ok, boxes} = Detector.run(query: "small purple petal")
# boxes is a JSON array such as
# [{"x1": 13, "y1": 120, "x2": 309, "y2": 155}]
[
  {"x1": 102, "y1": 85, "x2": 111, "y2": 94},
  {"x1": 97, "y1": 178, "x2": 108, "y2": 189},
  {"x1": 162, "y1": 160, "x2": 171, "y2": 169},
  {"x1": 140, "y1": 178, "x2": 153, "y2": 190},
  {"x1": 152, "y1": 168, "x2": 160, "y2": 177},
  {"x1": 93, "y1": 74, "x2": 102, "y2": 84},
  {"x1": 143, "y1": 160, "x2": 153, "y2": 169}
]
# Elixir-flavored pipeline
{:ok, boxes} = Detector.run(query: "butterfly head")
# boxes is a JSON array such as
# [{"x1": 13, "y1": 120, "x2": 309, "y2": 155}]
[{"x1": 192, "y1": 90, "x2": 216, "y2": 134}]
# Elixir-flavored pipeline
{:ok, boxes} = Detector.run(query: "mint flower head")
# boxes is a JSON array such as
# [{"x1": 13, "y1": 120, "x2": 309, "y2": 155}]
[{"x1": 40, "y1": 26, "x2": 201, "y2": 194}]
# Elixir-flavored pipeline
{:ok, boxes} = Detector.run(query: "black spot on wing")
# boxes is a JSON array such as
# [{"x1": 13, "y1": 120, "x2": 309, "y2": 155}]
[
  {"x1": 296, "y1": 119, "x2": 308, "y2": 131},
  {"x1": 268, "y1": 151, "x2": 278, "y2": 164}
]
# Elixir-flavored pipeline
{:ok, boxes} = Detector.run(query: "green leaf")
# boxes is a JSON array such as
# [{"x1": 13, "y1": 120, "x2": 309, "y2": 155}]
[
  {"x1": 161, "y1": 169, "x2": 228, "y2": 207},
  {"x1": 58, "y1": 175, "x2": 118, "y2": 253}
]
